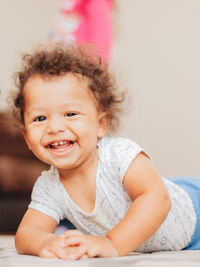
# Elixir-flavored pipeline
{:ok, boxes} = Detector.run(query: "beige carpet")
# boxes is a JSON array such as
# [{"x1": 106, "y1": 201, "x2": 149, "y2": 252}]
[{"x1": 1, "y1": 235, "x2": 200, "y2": 267}]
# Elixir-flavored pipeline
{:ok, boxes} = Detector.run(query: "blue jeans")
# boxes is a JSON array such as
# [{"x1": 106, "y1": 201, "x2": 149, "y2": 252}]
[{"x1": 170, "y1": 176, "x2": 200, "y2": 250}]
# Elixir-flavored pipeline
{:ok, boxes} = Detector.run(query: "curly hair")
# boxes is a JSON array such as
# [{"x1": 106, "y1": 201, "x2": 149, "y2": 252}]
[{"x1": 13, "y1": 44, "x2": 125, "y2": 133}]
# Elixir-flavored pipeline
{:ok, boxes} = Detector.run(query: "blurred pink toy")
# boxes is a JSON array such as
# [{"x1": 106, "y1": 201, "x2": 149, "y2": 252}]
[{"x1": 50, "y1": 0, "x2": 113, "y2": 61}]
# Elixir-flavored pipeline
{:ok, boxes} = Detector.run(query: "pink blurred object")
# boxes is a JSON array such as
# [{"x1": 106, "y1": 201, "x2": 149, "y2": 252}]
[{"x1": 50, "y1": 0, "x2": 113, "y2": 61}]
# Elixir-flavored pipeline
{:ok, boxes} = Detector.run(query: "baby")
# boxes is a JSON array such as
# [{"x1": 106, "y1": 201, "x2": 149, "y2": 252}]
[{"x1": 13, "y1": 44, "x2": 200, "y2": 260}]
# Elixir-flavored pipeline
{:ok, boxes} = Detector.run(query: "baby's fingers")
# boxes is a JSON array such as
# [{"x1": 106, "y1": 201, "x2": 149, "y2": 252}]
[
  {"x1": 40, "y1": 249, "x2": 56, "y2": 258},
  {"x1": 79, "y1": 254, "x2": 89, "y2": 260},
  {"x1": 62, "y1": 236, "x2": 85, "y2": 247},
  {"x1": 64, "y1": 245, "x2": 88, "y2": 260},
  {"x1": 42, "y1": 241, "x2": 75, "y2": 260},
  {"x1": 51, "y1": 246, "x2": 76, "y2": 260},
  {"x1": 62, "y1": 230, "x2": 84, "y2": 238},
  {"x1": 87, "y1": 247, "x2": 100, "y2": 258}
]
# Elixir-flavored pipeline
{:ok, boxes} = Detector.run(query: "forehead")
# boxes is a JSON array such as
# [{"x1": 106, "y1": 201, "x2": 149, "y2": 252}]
[
  {"x1": 24, "y1": 73, "x2": 89, "y2": 91},
  {"x1": 23, "y1": 73, "x2": 97, "y2": 106}
]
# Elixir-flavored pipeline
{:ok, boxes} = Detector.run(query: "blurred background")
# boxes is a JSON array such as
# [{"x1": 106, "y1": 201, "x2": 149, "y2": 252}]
[{"x1": 0, "y1": 0, "x2": 200, "y2": 233}]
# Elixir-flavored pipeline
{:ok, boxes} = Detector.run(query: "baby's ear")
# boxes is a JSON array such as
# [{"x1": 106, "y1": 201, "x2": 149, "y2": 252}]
[{"x1": 97, "y1": 112, "x2": 110, "y2": 138}]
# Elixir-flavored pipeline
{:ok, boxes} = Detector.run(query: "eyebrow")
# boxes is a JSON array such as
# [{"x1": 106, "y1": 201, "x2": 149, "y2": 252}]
[
  {"x1": 61, "y1": 103, "x2": 85, "y2": 109},
  {"x1": 25, "y1": 108, "x2": 45, "y2": 118},
  {"x1": 25, "y1": 103, "x2": 85, "y2": 117}
]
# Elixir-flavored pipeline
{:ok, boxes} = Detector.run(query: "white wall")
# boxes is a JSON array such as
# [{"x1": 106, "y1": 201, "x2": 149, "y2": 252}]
[
  {"x1": 0, "y1": 0, "x2": 58, "y2": 108},
  {"x1": 112, "y1": 0, "x2": 200, "y2": 176},
  {"x1": 0, "y1": 0, "x2": 199, "y2": 176}
]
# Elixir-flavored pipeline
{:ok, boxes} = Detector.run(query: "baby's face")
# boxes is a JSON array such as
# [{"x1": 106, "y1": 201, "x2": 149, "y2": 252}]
[{"x1": 22, "y1": 73, "x2": 109, "y2": 172}]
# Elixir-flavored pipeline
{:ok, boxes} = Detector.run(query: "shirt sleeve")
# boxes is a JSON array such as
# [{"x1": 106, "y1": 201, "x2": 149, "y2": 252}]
[
  {"x1": 107, "y1": 137, "x2": 150, "y2": 183},
  {"x1": 28, "y1": 170, "x2": 63, "y2": 223}
]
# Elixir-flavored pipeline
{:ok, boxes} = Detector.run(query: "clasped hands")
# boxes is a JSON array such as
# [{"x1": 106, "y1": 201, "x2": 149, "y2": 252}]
[{"x1": 39, "y1": 230, "x2": 118, "y2": 260}]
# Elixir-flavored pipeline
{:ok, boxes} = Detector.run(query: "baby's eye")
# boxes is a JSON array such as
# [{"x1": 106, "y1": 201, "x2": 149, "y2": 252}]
[
  {"x1": 34, "y1": 116, "x2": 46, "y2": 122},
  {"x1": 65, "y1": 112, "x2": 77, "y2": 117}
]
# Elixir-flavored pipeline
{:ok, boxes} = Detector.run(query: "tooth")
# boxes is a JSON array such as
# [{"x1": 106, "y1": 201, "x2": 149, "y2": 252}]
[
  {"x1": 63, "y1": 141, "x2": 67, "y2": 145},
  {"x1": 59, "y1": 141, "x2": 64, "y2": 145},
  {"x1": 54, "y1": 142, "x2": 58, "y2": 146}
]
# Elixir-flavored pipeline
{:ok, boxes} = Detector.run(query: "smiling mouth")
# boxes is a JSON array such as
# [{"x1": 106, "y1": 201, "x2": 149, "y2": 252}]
[{"x1": 46, "y1": 140, "x2": 74, "y2": 151}]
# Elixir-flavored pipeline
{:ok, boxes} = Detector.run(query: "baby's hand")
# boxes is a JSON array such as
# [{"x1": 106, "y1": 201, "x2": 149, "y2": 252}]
[
  {"x1": 39, "y1": 234, "x2": 75, "y2": 260},
  {"x1": 61, "y1": 230, "x2": 118, "y2": 260}
]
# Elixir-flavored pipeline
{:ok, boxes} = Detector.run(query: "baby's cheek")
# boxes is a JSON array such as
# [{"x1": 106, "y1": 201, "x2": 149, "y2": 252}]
[{"x1": 68, "y1": 121, "x2": 88, "y2": 134}]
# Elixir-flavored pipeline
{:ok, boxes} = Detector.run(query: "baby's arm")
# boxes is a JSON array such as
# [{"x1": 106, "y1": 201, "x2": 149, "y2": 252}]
[
  {"x1": 61, "y1": 152, "x2": 171, "y2": 258},
  {"x1": 106, "y1": 152, "x2": 171, "y2": 255},
  {"x1": 15, "y1": 209, "x2": 75, "y2": 259}
]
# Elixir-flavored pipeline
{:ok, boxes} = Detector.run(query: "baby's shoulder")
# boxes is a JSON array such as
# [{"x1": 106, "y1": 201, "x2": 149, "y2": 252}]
[
  {"x1": 34, "y1": 165, "x2": 60, "y2": 189},
  {"x1": 98, "y1": 137, "x2": 144, "y2": 172},
  {"x1": 98, "y1": 137, "x2": 142, "y2": 157},
  {"x1": 97, "y1": 137, "x2": 145, "y2": 184}
]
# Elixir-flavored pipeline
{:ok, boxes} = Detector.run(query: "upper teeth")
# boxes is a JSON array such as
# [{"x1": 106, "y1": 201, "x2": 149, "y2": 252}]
[{"x1": 51, "y1": 141, "x2": 67, "y2": 147}]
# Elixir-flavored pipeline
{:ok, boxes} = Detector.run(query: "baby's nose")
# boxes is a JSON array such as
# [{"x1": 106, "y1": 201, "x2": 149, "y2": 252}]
[{"x1": 46, "y1": 118, "x2": 66, "y2": 134}]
